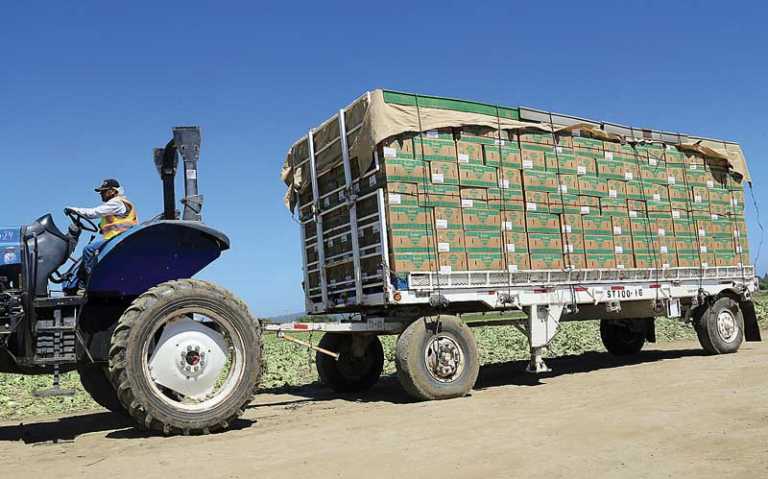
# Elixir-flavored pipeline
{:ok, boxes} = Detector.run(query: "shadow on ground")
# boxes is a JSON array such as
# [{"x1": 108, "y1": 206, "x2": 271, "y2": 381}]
[
  {"x1": 0, "y1": 347, "x2": 704, "y2": 444},
  {"x1": 250, "y1": 347, "x2": 705, "y2": 406}
]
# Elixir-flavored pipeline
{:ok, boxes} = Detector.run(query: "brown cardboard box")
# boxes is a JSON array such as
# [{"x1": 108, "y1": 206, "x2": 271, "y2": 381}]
[
  {"x1": 465, "y1": 230, "x2": 502, "y2": 250},
  {"x1": 498, "y1": 167, "x2": 523, "y2": 190},
  {"x1": 461, "y1": 189, "x2": 501, "y2": 232},
  {"x1": 418, "y1": 183, "x2": 461, "y2": 208},
  {"x1": 505, "y1": 252, "x2": 531, "y2": 272},
  {"x1": 456, "y1": 141, "x2": 483, "y2": 165},
  {"x1": 584, "y1": 235, "x2": 615, "y2": 268},
  {"x1": 520, "y1": 142, "x2": 552, "y2": 171},
  {"x1": 390, "y1": 253, "x2": 436, "y2": 273},
  {"x1": 558, "y1": 174, "x2": 580, "y2": 195},
  {"x1": 526, "y1": 212, "x2": 561, "y2": 235},
  {"x1": 414, "y1": 130, "x2": 456, "y2": 162},
  {"x1": 524, "y1": 190, "x2": 549, "y2": 213},
  {"x1": 459, "y1": 163, "x2": 497, "y2": 188},
  {"x1": 625, "y1": 180, "x2": 645, "y2": 201},
  {"x1": 390, "y1": 228, "x2": 434, "y2": 252},
  {"x1": 572, "y1": 135, "x2": 604, "y2": 151},
  {"x1": 582, "y1": 215, "x2": 613, "y2": 236},
  {"x1": 633, "y1": 234, "x2": 657, "y2": 268},
  {"x1": 606, "y1": 180, "x2": 626, "y2": 201},
  {"x1": 613, "y1": 235, "x2": 634, "y2": 269},
  {"x1": 578, "y1": 175, "x2": 608, "y2": 197},
  {"x1": 430, "y1": 160, "x2": 459, "y2": 185},
  {"x1": 560, "y1": 213, "x2": 584, "y2": 235},
  {"x1": 627, "y1": 199, "x2": 647, "y2": 219},
  {"x1": 387, "y1": 204, "x2": 431, "y2": 230},
  {"x1": 484, "y1": 144, "x2": 522, "y2": 169},
  {"x1": 489, "y1": 187, "x2": 524, "y2": 211},
  {"x1": 467, "y1": 252, "x2": 504, "y2": 271},
  {"x1": 698, "y1": 237, "x2": 716, "y2": 268},
  {"x1": 562, "y1": 232, "x2": 587, "y2": 269},
  {"x1": 436, "y1": 251, "x2": 468, "y2": 273},
  {"x1": 578, "y1": 195, "x2": 600, "y2": 216},
  {"x1": 379, "y1": 134, "x2": 416, "y2": 160},
  {"x1": 548, "y1": 193, "x2": 580, "y2": 214},
  {"x1": 574, "y1": 150, "x2": 600, "y2": 176},
  {"x1": 528, "y1": 233, "x2": 564, "y2": 269},
  {"x1": 657, "y1": 237, "x2": 678, "y2": 268},
  {"x1": 384, "y1": 158, "x2": 427, "y2": 184},
  {"x1": 523, "y1": 169, "x2": 559, "y2": 193},
  {"x1": 518, "y1": 130, "x2": 555, "y2": 145},
  {"x1": 611, "y1": 216, "x2": 631, "y2": 236},
  {"x1": 651, "y1": 217, "x2": 674, "y2": 239},
  {"x1": 501, "y1": 210, "x2": 526, "y2": 235}
]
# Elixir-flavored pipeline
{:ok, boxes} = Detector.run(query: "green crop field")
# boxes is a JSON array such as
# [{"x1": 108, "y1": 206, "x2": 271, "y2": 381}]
[{"x1": 2, "y1": 294, "x2": 767, "y2": 421}]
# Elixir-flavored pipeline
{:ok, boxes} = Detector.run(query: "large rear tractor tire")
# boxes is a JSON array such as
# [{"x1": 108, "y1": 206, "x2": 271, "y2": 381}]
[
  {"x1": 395, "y1": 316, "x2": 479, "y2": 401},
  {"x1": 108, "y1": 279, "x2": 262, "y2": 435},
  {"x1": 694, "y1": 296, "x2": 744, "y2": 355},
  {"x1": 78, "y1": 364, "x2": 126, "y2": 414},
  {"x1": 316, "y1": 333, "x2": 384, "y2": 393},
  {"x1": 600, "y1": 319, "x2": 646, "y2": 356}
]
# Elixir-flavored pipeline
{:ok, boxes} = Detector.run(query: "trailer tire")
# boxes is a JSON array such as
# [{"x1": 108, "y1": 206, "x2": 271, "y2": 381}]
[
  {"x1": 316, "y1": 334, "x2": 384, "y2": 393},
  {"x1": 694, "y1": 296, "x2": 744, "y2": 355},
  {"x1": 600, "y1": 320, "x2": 646, "y2": 356},
  {"x1": 78, "y1": 364, "x2": 126, "y2": 414},
  {"x1": 108, "y1": 279, "x2": 262, "y2": 435},
  {"x1": 395, "y1": 317, "x2": 479, "y2": 401}
]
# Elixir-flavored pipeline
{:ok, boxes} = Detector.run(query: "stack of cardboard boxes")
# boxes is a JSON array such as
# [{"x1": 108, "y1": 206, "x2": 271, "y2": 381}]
[
  {"x1": 378, "y1": 124, "x2": 747, "y2": 277},
  {"x1": 379, "y1": 127, "x2": 748, "y2": 278}
]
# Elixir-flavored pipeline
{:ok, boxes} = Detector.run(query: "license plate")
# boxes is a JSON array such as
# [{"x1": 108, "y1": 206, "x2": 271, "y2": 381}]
[{"x1": 606, "y1": 287, "x2": 644, "y2": 300}]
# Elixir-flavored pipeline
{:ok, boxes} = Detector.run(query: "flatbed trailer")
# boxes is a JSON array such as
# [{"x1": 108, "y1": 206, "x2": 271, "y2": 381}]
[{"x1": 275, "y1": 90, "x2": 760, "y2": 400}]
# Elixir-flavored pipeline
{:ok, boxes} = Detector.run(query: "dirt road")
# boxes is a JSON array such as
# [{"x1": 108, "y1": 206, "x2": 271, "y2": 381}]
[{"x1": 1, "y1": 339, "x2": 767, "y2": 479}]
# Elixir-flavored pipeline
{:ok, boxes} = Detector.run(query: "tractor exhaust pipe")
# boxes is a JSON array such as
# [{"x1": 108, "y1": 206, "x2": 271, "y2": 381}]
[
  {"x1": 153, "y1": 126, "x2": 204, "y2": 222},
  {"x1": 173, "y1": 126, "x2": 203, "y2": 222}
]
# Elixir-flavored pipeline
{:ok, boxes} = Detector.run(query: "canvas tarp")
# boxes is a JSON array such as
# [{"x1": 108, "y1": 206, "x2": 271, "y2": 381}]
[{"x1": 282, "y1": 89, "x2": 751, "y2": 210}]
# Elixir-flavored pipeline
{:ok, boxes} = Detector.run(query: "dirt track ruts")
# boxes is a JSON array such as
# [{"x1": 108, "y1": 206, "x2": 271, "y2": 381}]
[{"x1": 1, "y1": 338, "x2": 767, "y2": 479}]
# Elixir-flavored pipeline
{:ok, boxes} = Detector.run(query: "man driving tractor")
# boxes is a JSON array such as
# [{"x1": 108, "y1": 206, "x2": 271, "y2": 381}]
[{"x1": 64, "y1": 178, "x2": 138, "y2": 293}]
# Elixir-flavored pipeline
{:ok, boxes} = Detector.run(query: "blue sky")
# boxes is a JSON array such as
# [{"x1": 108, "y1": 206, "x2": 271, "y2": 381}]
[{"x1": 2, "y1": 1, "x2": 766, "y2": 316}]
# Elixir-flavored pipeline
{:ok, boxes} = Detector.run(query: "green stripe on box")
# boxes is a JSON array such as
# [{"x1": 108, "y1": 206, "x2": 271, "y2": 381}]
[
  {"x1": 530, "y1": 249, "x2": 562, "y2": 255},
  {"x1": 382, "y1": 90, "x2": 520, "y2": 119},
  {"x1": 466, "y1": 247, "x2": 501, "y2": 254}
]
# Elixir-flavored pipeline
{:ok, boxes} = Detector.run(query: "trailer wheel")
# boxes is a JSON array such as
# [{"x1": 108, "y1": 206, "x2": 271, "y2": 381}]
[
  {"x1": 108, "y1": 279, "x2": 262, "y2": 435},
  {"x1": 694, "y1": 296, "x2": 744, "y2": 354},
  {"x1": 78, "y1": 364, "x2": 126, "y2": 414},
  {"x1": 316, "y1": 334, "x2": 384, "y2": 393},
  {"x1": 395, "y1": 317, "x2": 479, "y2": 401},
  {"x1": 600, "y1": 320, "x2": 646, "y2": 356}
]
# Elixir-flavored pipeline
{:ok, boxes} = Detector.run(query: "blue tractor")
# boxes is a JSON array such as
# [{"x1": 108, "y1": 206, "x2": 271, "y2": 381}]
[{"x1": 0, "y1": 127, "x2": 262, "y2": 434}]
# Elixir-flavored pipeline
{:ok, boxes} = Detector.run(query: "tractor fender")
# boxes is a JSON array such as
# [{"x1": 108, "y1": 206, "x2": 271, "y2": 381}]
[{"x1": 86, "y1": 220, "x2": 229, "y2": 297}]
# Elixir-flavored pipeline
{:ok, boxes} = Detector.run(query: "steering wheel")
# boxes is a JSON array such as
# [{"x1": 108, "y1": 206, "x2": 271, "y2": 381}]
[{"x1": 65, "y1": 208, "x2": 99, "y2": 233}]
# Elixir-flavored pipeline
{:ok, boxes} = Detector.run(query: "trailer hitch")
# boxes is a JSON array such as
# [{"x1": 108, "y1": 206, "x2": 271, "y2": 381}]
[{"x1": 277, "y1": 331, "x2": 340, "y2": 359}]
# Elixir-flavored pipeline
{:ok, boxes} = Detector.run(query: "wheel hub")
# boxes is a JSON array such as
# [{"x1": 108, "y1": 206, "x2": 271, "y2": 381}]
[
  {"x1": 148, "y1": 317, "x2": 229, "y2": 399},
  {"x1": 716, "y1": 310, "x2": 738, "y2": 343},
  {"x1": 425, "y1": 335, "x2": 464, "y2": 383}
]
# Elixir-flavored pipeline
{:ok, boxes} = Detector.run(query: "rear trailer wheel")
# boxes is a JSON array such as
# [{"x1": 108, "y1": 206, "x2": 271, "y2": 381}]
[
  {"x1": 395, "y1": 317, "x2": 479, "y2": 401},
  {"x1": 78, "y1": 364, "x2": 126, "y2": 414},
  {"x1": 694, "y1": 296, "x2": 744, "y2": 355},
  {"x1": 600, "y1": 320, "x2": 646, "y2": 356},
  {"x1": 316, "y1": 333, "x2": 384, "y2": 393},
  {"x1": 108, "y1": 279, "x2": 262, "y2": 435}
]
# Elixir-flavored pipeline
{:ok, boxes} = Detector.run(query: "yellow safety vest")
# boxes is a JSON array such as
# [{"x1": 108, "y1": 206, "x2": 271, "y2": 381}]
[{"x1": 99, "y1": 197, "x2": 138, "y2": 240}]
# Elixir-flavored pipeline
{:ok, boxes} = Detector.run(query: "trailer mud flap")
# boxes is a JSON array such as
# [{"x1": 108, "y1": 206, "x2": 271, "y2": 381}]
[{"x1": 741, "y1": 301, "x2": 762, "y2": 342}]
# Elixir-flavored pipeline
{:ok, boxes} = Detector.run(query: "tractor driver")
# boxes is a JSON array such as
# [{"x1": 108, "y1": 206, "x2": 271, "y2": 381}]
[{"x1": 64, "y1": 178, "x2": 138, "y2": 293}]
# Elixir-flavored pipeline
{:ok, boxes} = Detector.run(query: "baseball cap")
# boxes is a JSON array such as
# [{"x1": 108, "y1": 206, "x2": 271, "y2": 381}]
[{"x1": 95, "y1": 178, "x2": 121, "y2": 192}]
